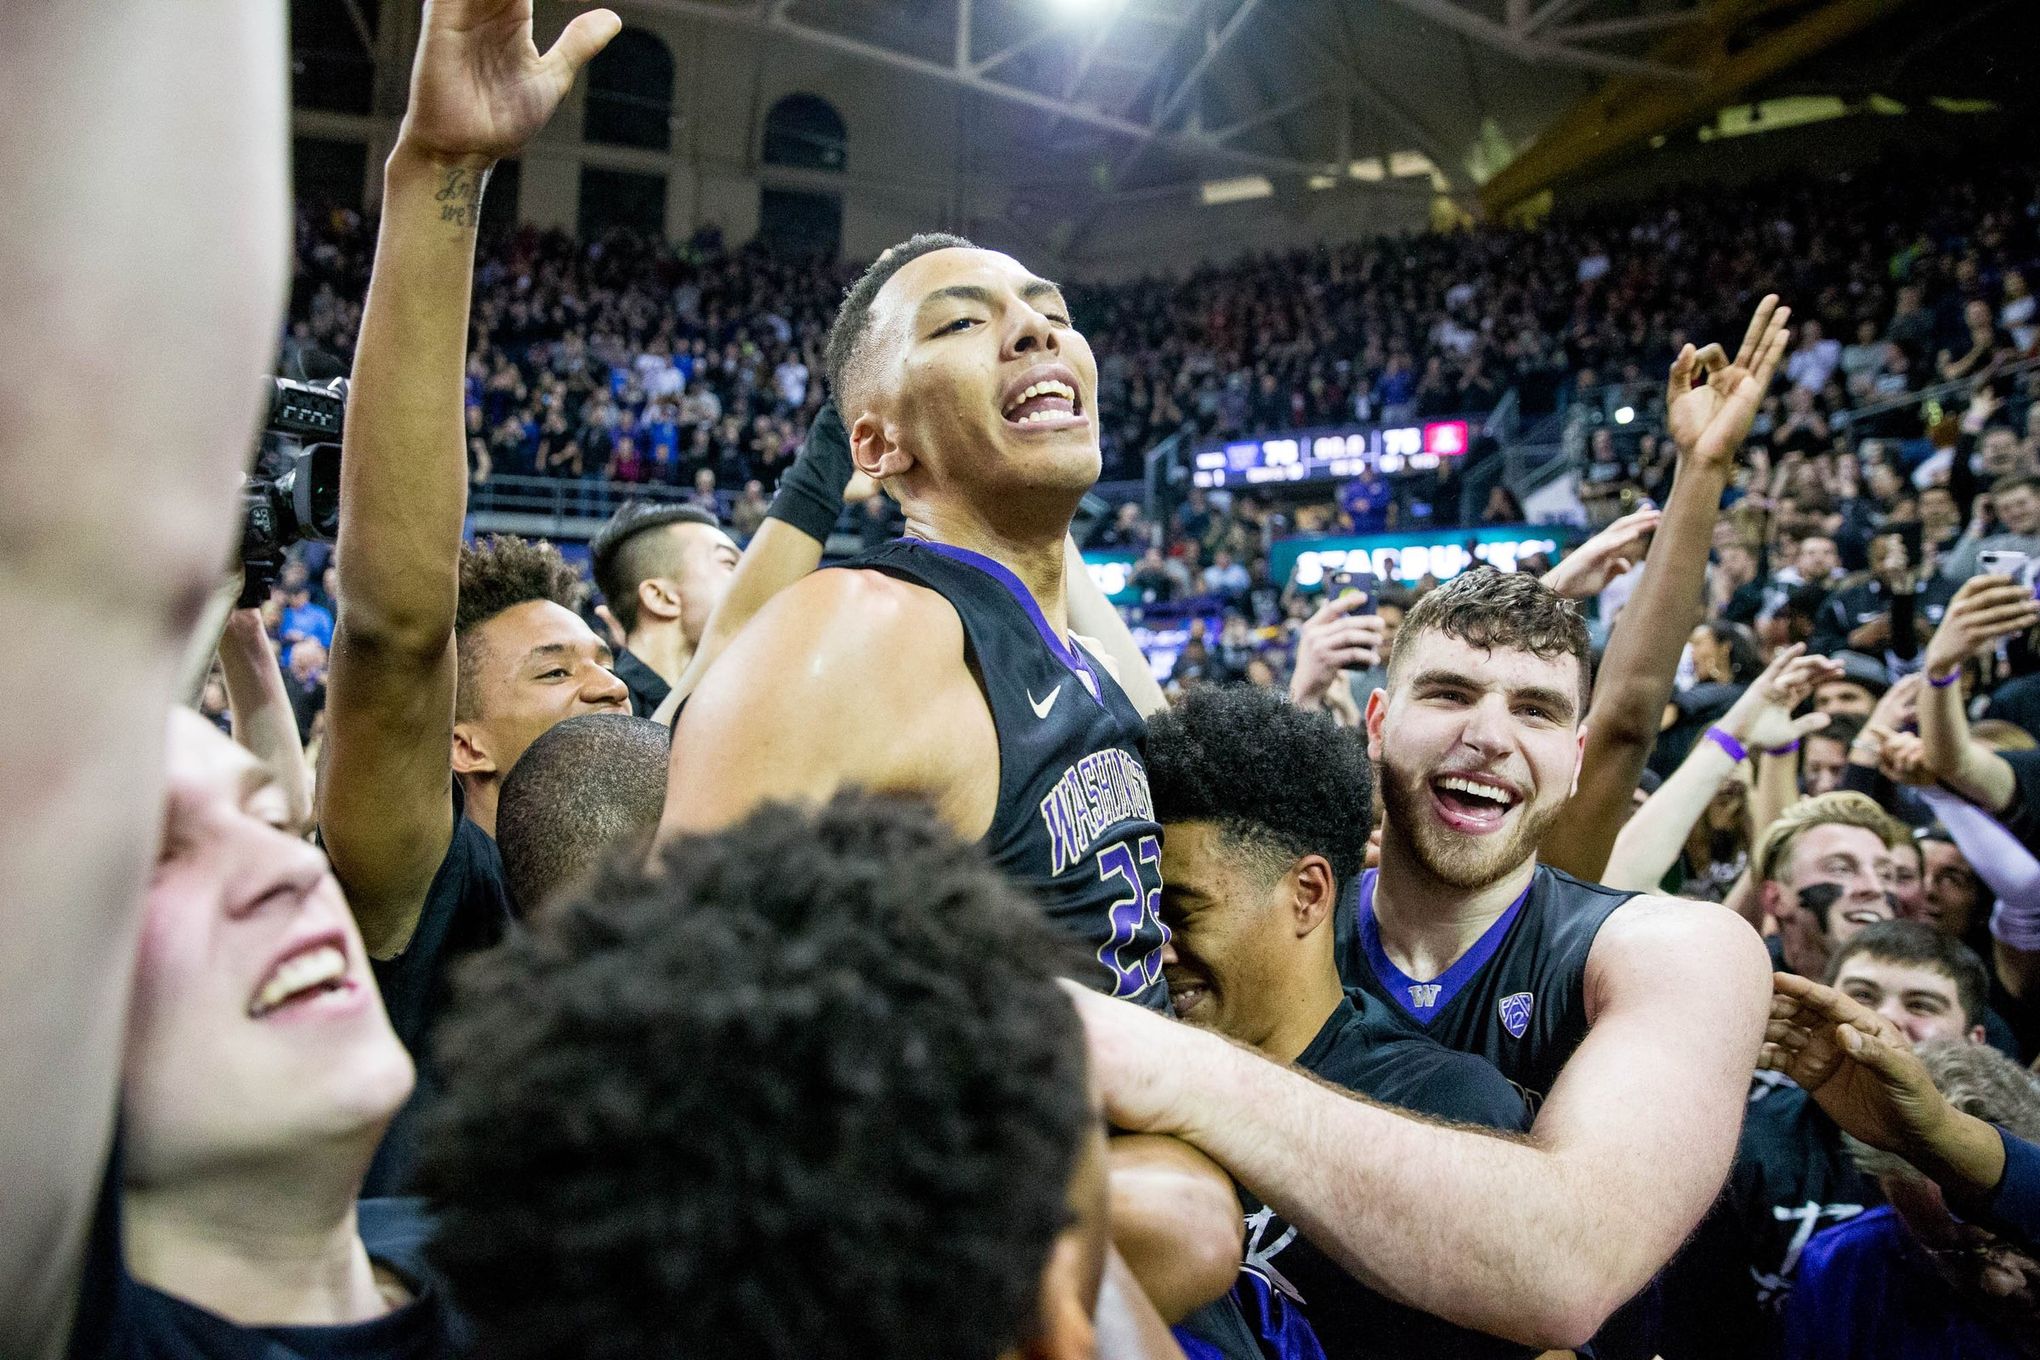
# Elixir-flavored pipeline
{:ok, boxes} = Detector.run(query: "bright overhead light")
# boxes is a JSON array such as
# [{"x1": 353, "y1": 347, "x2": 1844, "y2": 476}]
[
  {"x1": 1045, "y1": 0, "x2": 1123, "y2": 17},
  {"x1": 1200, "y1": 175, "x2": 1274, "y2": 205},
  {"x1": 1308, "y1": 174, "x2": 1338, "y2": 191},
  {"x1": 1614, "y1": 406, "x2": 1636, "y2": 425},
  {"x1": 1347, "y1": 158, "x2": 1385, "y2": 181}
]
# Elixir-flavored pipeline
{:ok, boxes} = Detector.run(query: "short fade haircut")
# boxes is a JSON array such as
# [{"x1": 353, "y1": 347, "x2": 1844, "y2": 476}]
[
  {"x1": 588, "y1": 501, "x2": 722, "y2": 634},
  {"x1": 1825, "y1": 919, "x2": 1990, "y2": 1032},
  {"x1": 421, "y1": 793, "x2": 1094, "y2": 1360},
  {"x1": 1386, "y1": 566, "x2": 1592, "y2": 712},
  {"x1": 824, "y1": 232, "x2": 975, "y2": 414},
  {"x1": 455, "y1": 535, "x2": 585, "y2": 720},
  {"x1": 1752, "y1": 790, "x2": 1910, "y2": 889},
  {"x1": 1147, "y1": 685, "x2": 1373, "y2": 890},
  {"x1": 1989, "y1": 471, "x2": 2040, "y2": 498},
  {"x1": 495, "y1": 714, "x2": 671, "y2": 916},
  {"x1": 1850, "y1": 1040, "x2": 2040, "y2": 1182}
]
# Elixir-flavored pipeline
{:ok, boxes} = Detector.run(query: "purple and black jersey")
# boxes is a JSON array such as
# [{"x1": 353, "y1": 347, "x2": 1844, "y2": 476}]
[
  {"x1": 837, "y1": 539, "x2": 1171, "y2": 1012},
  {"x1": 1335, "y1": 862, "x2": 1635, "y2": 1111}
]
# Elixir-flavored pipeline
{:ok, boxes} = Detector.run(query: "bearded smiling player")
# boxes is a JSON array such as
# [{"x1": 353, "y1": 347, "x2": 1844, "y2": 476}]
[{"x1": 1068, "y1": 307, "x2": 1792, "y2": 1351}]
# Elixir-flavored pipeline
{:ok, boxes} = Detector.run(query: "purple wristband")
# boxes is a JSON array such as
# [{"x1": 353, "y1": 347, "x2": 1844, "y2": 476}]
[
  {"x1": 1765, "y1": 740, "x2": 1801, "y2": 757},
  {"x1": 1705, "y1": 726, "x2": 1749, "y2": 763},
  {"x1": 1929, "y1": 667, "x2": 1962, "y2": 688}
]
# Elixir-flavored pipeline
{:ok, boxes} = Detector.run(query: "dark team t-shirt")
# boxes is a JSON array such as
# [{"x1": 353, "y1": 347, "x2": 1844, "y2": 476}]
[
  {"x1": 611, "y1": 647, "x2": 670, "y2": 720},
  {"x1": 67, "y1": 1155, "x2": 464, "y2": 1360},
  {"x1": 1181, "y1": 993, "x2": 1536, "y2": 1360},
  {"x1": 362, "y1": 785, "x2": 513, "y2": 1196},
  {"x1": 1658, "y1": 1084, "x2": 1878, "y2": 1360}
]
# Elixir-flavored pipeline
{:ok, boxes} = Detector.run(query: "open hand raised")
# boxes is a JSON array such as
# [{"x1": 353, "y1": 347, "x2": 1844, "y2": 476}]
[{"x1": 399, "y1": 0, "x2": 622, "y2": 168}]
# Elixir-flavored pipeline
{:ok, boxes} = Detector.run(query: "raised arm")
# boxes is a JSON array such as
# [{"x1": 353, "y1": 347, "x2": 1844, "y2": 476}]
[
  {"x1": 1543, "y1": 298, "x2": 1792, "y2": 880},
  {"x1": 1603, "y1": 645, "x2": 1834, "y2": 893},
  {"x1": 1070, "y1": 899, "x2": 1771, "y2": 1351},
  {"x1": 217, "y1": 609, "x2": 315, "y2": 833},
  {"x1": 1761, "y1": 974, "x2": 2011, "y2": 1218},
  {"x1": 1917, "y1": 574, "x2": 2036, "y2": 812},
  {"x1": 319, "y1": 0, "x2": 618, "y2": 955},
  {"x1": 0, "y1": 5, "x2": 288, "y2": 1355}
]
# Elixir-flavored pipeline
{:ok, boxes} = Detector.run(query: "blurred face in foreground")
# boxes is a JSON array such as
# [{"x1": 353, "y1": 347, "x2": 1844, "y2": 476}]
[{"x1": 123, "y1": 711, "x2": 413, "y2": 1186}]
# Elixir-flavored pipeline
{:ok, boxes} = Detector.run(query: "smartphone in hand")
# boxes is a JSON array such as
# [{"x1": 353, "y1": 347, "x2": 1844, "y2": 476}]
[{"x1": 1326, "y1": 569, "x2": 1378, "y2": 614}]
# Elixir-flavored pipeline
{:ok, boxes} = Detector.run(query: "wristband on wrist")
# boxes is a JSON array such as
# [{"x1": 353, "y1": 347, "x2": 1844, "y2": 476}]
[
  {"x1": 1704, "y1": 726, "x2": 1749, "y2": 764},
  {"x1": 765, "y1": 401, "x2": 854, "y2": 541},
  {"x1": 1929, "y1": 666, "x2": 1963, "y2": 688},
  {"x1": 1765, "y1": 739, "x2": 1801, "y2": 757}
]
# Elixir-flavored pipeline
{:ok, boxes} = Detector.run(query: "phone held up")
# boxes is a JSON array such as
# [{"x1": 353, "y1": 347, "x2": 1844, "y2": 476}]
[{"x1": 1327, "y1": 569, "x2": 1378, "y2": 615}]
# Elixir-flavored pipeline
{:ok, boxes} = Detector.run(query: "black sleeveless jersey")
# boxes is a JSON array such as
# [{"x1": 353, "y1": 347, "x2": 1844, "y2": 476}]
[
  {"x1": 1335, "y1": 863, "x2": 1636, "y2": 1110},
  {"x1": 840, "y1": 539, "x2": 1170, "y2": 1011}
]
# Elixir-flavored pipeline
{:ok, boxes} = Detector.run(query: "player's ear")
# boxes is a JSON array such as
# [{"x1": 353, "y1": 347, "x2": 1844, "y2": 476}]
[
  {"x1": 849, "y1": 409, "x2": 913, "y2": 483},
  {"x1": 637, "y1": 577, "x2": 682, "y2": 623},
  {"x1": 451, "y1": 722, "x2": 497, "y2": 779},
  {"x1": 1364, "y1": 687, "x2": 1388, "y2": 759},
  {"x1": 1291, "y1": 855, "x2": 1337, "y2": 937},
  {"x1": 1571, "y1": 721, "x2": 1589, "y2": 797}
]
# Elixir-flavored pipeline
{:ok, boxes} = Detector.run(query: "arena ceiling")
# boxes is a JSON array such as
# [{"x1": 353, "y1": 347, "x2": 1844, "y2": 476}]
[{"x1": 622, "y1": 0, "x2": 2006, "y2": 244}]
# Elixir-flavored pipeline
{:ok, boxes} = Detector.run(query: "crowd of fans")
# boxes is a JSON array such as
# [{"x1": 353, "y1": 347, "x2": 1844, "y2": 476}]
[{"x1": 15, "y1": 7, "x2": 2040, "y2": 1360}]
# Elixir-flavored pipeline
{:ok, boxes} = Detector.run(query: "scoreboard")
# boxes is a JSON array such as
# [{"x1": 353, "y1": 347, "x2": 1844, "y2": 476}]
[{"x1": 1188, "y1": 418, "x2": 1472, "y2": 490}]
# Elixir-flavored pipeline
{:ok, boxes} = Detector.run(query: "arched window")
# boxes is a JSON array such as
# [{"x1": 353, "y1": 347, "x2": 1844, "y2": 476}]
[
  {"x1": 585, "y1": 27, "x2": 674, "y2": 151},
  {"x1": 761, "y1": 93, "x2": 847, "y2": 172}
]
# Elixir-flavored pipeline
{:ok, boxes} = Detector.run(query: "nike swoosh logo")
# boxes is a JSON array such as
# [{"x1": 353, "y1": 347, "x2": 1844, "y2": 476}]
[{"x1": 1028, "y1": 684, "x2": 1063, "y2": 719}]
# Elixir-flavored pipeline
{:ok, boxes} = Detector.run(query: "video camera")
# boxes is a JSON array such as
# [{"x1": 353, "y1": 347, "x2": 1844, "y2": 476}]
[{"x1": 239, "y1": 377, "x2": 346, "y2": 605}]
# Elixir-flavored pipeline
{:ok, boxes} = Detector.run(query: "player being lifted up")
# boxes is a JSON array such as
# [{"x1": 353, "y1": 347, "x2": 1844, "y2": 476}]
[{"x1": 662, "y1": 234, "x2": 1172, "y2": 1010}]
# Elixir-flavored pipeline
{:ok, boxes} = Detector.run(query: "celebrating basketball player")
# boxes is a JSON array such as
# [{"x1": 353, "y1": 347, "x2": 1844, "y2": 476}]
[
  {"x1": 662, "y1": 233, "x2": 1171, "y2": 1009},
  {"x1": 659, "y1": 233, "x2": 1238, "y2": 1321},
  {"x1": 1068, "y1": 566, "x2": 1774, "y2": 1352}
]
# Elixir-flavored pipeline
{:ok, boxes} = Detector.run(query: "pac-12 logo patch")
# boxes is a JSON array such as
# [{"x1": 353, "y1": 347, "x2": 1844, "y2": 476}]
[{"x1": 1498, "y1": 992, "x2": 1534, "y2": 1039}]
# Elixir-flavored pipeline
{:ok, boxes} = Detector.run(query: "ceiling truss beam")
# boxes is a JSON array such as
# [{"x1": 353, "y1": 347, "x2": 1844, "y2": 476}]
[
  {"x1": 1549, "y1": 7, "x2": 1709, "y2": 42},
  {"x1": 1381, "y1": 0, "x2": 1701, "y2": 80},
  {"x1": 632, "y1": 0, "x2": 1341, "y2": 178}
]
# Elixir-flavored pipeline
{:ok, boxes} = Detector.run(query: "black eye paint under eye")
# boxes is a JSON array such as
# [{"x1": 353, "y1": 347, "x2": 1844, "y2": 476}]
[{"x1": 1798, "y1": 883, "x2": 1845, "y2": 918}]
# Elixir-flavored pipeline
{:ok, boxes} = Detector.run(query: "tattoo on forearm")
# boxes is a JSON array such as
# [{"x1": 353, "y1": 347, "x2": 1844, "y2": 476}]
[{"x1": 435, "y1": 167, "x2": 488, "y2": 229}]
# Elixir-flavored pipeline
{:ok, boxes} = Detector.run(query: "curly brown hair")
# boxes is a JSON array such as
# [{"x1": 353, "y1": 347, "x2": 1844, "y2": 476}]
[
  {"x1": 455, "y1": 534, "x2": 584, "y2": 719},
  {"x1": 1386, "y1": 567, "x2": 1592, "y2": 712}
]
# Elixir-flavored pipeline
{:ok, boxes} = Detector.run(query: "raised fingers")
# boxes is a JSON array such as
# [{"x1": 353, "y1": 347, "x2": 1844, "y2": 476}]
[{"x1": 1734, "y1": 294, "x2": 1781, "y2": 371}]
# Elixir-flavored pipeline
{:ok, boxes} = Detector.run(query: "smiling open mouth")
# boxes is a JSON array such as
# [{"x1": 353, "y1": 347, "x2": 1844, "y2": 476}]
[
  {"x1": 248, "y1": 941, "x2": 353, "y2": 1019},
  {"x1": 1429, "y1": 773, "x2": 1521, "y2": 833},
  {"x1": 1000, "y1": 375, "x2": 1085, "y2": 427},
  {"x1": 1166, "y1": 973, "x2": 1210, "y2": 1016}
]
